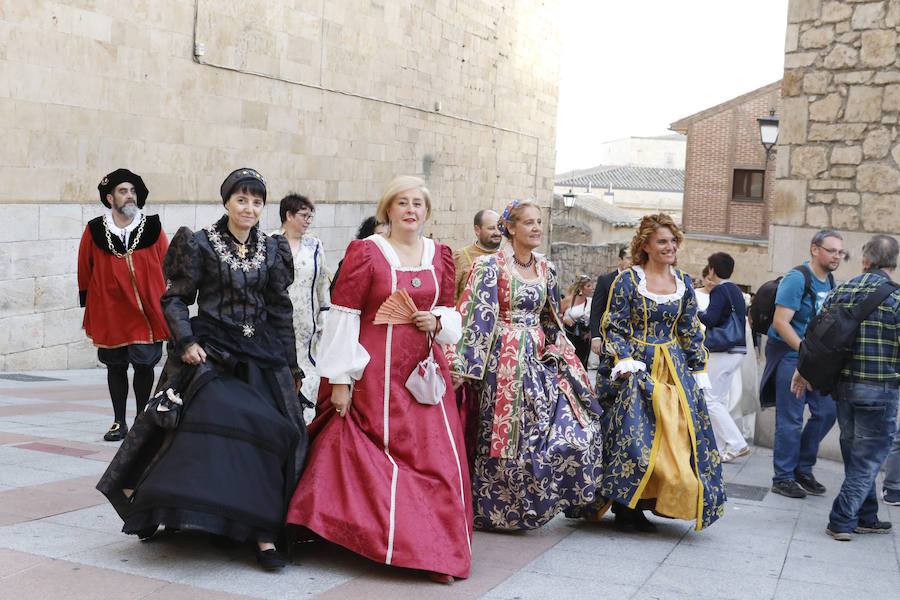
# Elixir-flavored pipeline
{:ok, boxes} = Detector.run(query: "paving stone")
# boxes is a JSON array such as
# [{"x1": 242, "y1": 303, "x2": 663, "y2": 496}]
[
  {"x1": 780, "y1": 555, "x2": 900, "y2": 595},
  {"x1": 524, "y1": 547, "x2": 659, "y2": 586},
  {"x1": 0, "y1": 547, "x2": 51, "y2": 577},
  {"x1": 0, "y1": 557, "x2": 167, "y2": 600},
  {"x1": 663, "y1": 541, "x2": 784, "y2": 578},
  {"x1": 0, "y1": 520, "x2": 122, "y2": 559},
  {"x1": 481, "y1": 570, "x2": 638, "y2": 600},
  {"x1": 637, "y1": 564, "x2": 779, "y2": 600},
  {"x1": 786, "y1": 538, "x2": 899, "y2": 572}
]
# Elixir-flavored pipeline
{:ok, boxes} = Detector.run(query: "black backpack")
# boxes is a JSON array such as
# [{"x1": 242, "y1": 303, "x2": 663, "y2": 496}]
[
  {"x1": 797, "y1": 279, "x2": 899, "y2": 394},
  {"x1": 749, "y1": 265, "x2": 833, "y2": 337}
]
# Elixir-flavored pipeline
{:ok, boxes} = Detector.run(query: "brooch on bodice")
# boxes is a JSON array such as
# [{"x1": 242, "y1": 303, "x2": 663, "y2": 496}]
[
  {"x1": 206, "y1": 223, "x2": 266, "y2": 272},
  {"x1": 411, "y1": 277, "x2": 422, "y2": 288},
  {"x1": 241, "y1": 323, "x2": 255, "y2": 337}
]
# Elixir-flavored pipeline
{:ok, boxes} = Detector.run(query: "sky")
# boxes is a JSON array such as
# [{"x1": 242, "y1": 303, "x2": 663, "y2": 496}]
[{"x1": 555, "y1": 0, "x2": 790, "y2": 173}]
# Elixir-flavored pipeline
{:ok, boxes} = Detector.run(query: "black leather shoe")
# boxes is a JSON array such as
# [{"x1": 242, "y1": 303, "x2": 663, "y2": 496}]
[
  {"x1": 103, "y1": 421, "x2": 127, "y2": 442},
  {"x1": 632, "y1": 510, "x2": 658, "y2": 533},
  {"x1": 136, "y1": 526, "x2": 158, "y2": 541},
  {"x1": 795, "y1": 472, "x2": 826, "y2": 496},
  {"x1": 772, "y1": 479, "x2": 807, "y2": 499},
  {"x1": 255, "y1": 547, "x2": 286, "y2": 571}
]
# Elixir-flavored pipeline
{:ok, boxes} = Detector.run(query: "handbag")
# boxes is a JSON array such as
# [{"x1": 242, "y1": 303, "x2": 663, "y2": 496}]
[
  {"x1": 705, "y1": 287, "x2": 747, "y2": 353},
  {"x1": 405, "y1": 333, "x2": 446, "y2": 406},
  {"x1": 144, "y1": 386, "x2": 184, "y2": 429},
  {"x1": 143, "y1": 364, "x2": 194, "y2": 429}
]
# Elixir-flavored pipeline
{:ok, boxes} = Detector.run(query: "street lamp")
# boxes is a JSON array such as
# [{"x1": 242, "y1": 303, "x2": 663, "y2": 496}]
[
  {"x1": 562, "y1": 189, "x2": 576, "y2": 209},
  {"x1": 758, "y1": 110, "x2": 779, "y2": 160}
]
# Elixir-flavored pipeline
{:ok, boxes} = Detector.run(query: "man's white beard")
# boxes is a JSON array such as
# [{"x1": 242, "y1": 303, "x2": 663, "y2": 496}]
[{"x1": 117, "y1": 203, "x2": 139, "y2": 219}]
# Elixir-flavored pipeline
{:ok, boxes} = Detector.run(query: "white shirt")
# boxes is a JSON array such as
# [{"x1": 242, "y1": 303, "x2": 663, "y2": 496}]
[{"x1": 104, "y1": 209, "x2": 143, "y2": 245}]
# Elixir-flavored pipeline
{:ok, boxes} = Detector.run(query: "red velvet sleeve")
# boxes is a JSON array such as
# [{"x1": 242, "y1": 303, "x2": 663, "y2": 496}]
[
  {"x1": 330, "y1": 239, "x2": 372, "y2": 311},
  {"x1": 438, "y1": 243, "x2": 456, "y2": 308}
]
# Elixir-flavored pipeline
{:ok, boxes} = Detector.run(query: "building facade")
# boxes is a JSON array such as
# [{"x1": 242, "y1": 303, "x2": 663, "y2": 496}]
[
  {"x1": 774, "y1": 0, "x2": 900, "y2": 283},
  {"x1": 670, "y1": 81, "x2": 782, "y2": 289},
  {"x1": 554, "y1": 165, "x2": 684, "y2": 222},
  {"x1": 0, "y1": 0, "x2": 562, "y2": 370}
]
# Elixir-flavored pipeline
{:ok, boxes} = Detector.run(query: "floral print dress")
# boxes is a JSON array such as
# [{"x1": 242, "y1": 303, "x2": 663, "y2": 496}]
[
  {"x1": 453, "y1": 250, "x2": 603, "y2": 530},
  {"x1": 598, "y1": 265, "x2": 726, "y2": 530}
]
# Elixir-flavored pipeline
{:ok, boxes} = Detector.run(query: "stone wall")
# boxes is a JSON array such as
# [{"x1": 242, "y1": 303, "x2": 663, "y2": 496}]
[
  {"x1": 678, "y1": 234, "x2": 772, "y2": 291},
  {"x1": 776, "y1": 0, "x2": 900, "y2": 241},
  {"x1": 0, "y1": 201, "x2": 374, "y2": 371},
  {"x1": 550, "y1": 242, "x2": 627, "y2": 292},
  {"x1": 0, "y1": 0, "x2": 561, "y2": 370}
]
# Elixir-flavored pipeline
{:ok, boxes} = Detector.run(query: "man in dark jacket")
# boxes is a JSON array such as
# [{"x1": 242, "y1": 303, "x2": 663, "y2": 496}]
[
  {"x1": 589, "y1": 246, "x2": 630, "y2": 356},
  {"x1": 791, "y1": 235, "x2": 900, "y2": 541}
]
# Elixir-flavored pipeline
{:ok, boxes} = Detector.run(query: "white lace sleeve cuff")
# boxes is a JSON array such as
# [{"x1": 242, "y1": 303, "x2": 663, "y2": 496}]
[
  {"x1": 315, "y1": 305, "x2": 370, "y2": 384},
  {"x1": 693, "y1": 372, "x2": 712, "y2": 390},
  {"x1": 432, "y1": 306, "x2": 462, "y2": 345},
  {"x1": 610, "y1": 358, "x2": 647, "y2": 379}
]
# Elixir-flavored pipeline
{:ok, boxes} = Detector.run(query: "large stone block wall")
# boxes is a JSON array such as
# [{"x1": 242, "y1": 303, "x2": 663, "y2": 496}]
[
  {"x1": 677, "y1": 235, "x2": 772, "y2": 291},
  {"x1": 0, "y1": 0, "x2": 561, "y2": 370},
  {"x1": 776, "y1": 0, "x2": 900, "y2": 240},
  {"x1": 0, "y1": 202, "x2": 374, "y2": 371},
  {"x1": 550, "y1": 242, "x2": 626, "y2": 292}
]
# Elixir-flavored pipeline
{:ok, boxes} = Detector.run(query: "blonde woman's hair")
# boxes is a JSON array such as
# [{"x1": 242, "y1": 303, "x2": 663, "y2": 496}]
[
  {"x1": 629, "y1": 213, "x2": 684, "y2": 266},
  {"x1": 375, "y1": 176, "x2": 433, "y2": 227},
  {"x1": 566, "y1": 275, "x2": 592, "y2": 298}
]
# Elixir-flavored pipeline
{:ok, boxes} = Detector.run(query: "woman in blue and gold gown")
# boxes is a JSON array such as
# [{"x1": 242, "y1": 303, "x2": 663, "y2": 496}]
[{"x1": 597, "y1": 213, "x2": 725, "y2": 532}]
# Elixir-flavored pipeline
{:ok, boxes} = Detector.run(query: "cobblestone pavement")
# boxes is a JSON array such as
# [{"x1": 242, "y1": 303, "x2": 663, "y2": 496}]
[{"x1": 0, "y1": 369, "x2": 897, "y2": 599}]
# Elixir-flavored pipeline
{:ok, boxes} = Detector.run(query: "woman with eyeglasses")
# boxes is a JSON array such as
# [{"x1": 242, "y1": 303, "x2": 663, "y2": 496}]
[{"x1": 275, "y1": 194, "x2": 331, "y2": 412}]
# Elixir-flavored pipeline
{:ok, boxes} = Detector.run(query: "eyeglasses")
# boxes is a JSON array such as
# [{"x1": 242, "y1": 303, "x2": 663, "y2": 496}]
[
  {"x1": 295, "y1": 212, "x2": 315, "y2": 222},
  {"x1": 815, "y1": 244, "x2": 847, "y2": 259}
]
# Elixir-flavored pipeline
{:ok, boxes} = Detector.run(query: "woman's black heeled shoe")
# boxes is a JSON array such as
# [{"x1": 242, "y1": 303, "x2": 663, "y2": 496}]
[
  {"x1": 255, "y1": 547, "x2": 287, "y2": 571},
  {"x1": 632, "y1": 509, "x2": 658, "y2": 533}
]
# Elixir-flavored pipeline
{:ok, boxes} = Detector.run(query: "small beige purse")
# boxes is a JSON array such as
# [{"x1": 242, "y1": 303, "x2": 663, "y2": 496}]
[{"x1": 405, "y1": 333, "x2": 446, "y2": 405}]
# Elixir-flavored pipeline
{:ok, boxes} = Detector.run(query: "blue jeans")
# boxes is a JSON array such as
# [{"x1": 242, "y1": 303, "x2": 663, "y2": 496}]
[
  {"x1": 880, "y1": 405, "x2": 900, "y2": 493},
  {"x1": 772, "y1": 352, "x2": 836, "y2": 482},
  {"x1": 828, "y1": 381, "x2": 899, "y2": 533}
]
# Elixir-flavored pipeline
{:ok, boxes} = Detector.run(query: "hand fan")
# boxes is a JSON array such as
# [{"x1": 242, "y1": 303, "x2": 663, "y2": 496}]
[{"x1": 374, "y1": 288, "x2": 419, "y2": 325}]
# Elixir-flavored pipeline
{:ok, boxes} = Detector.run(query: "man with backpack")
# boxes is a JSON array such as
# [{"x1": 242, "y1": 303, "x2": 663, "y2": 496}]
[
  {"x1": 790, "y1": 235, "x2": 899, "y2": 540},
  {"x1": 758, "y1": 230, "x2": 843, "y2": 499}
]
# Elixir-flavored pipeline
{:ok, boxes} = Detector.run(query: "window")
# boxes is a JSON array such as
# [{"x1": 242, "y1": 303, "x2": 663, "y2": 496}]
[{"x1": 732, "y1": 169, "x2": 765, "y2": 201}]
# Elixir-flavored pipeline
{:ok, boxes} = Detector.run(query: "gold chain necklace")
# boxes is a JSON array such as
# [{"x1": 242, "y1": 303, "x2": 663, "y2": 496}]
[{"x1": 103, "y1": 215, "x2": 146, "y2": 258}]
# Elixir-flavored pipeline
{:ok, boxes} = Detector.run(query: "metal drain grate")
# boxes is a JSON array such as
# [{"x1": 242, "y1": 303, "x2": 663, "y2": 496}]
[
  {"x1": 0, "y1": 373, "x2": 65, "y2": 382},
  {"x1": 726, "y1": 483, "x2": 769, "y2": 501}
]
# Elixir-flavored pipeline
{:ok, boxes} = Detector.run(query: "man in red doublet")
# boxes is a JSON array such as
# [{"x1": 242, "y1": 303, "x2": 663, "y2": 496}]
[{"x1": 77, "y1": 169, "x2": 170, "y2": 441}]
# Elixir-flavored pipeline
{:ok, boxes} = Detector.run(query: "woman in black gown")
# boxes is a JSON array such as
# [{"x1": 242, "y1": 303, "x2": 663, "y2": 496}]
[{"x1": 97, "y1": 168, "x2": 307, "y2": 570}]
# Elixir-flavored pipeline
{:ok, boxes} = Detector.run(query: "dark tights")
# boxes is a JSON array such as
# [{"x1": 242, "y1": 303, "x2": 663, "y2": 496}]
[{"x1": 108, "y1": 364, "x2": 156, "y2": 423}]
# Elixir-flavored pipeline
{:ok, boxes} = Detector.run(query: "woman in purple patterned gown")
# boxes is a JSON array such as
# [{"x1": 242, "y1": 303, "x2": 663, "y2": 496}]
[{"x1": 451, "y1": 200, "x2": 604, "y2": 530}]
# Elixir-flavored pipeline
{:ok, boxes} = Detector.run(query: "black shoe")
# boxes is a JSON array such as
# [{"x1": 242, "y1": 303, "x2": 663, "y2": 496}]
[
  {"x1": 795, "y1": 472, "x2": 826, "y2": 496},
  {"x1": 632, "y1": 510, "x2": 658, "y2": 533},
  {"x1": 772, "y1": 480, "x2": 807, "y2": 499},
  {"x1": 255, "y1": 547, "x2": 286, "y2": 571},
  {"x1": 103, "y1": 421, "x2": 127, "y2": 442},
  {"x1": 136, "y1": 525, "x2": 158, "y2": 541},
  {"x1": 613, "y1": 511, "x2": 636, "y2": 532},
  {"x1": 854, "y1": 519, "x2": 892, "y2": 534}
]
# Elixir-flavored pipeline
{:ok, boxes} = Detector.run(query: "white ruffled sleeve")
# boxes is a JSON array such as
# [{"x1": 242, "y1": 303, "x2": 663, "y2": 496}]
[
  {"x1": 314, "y1": 305, "x2": 370, "y2": 385},
  {"x1": 432, "y1": 306, "x2": 462, "y2": 345},
  {"x1": 610, "y1": 358, "x2": 647, "y2": 379}
]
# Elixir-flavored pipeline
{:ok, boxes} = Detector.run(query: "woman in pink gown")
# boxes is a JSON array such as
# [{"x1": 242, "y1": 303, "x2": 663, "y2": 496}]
[{"x1": 286, "y1": 177, "x2": 472, "y2": 583}]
